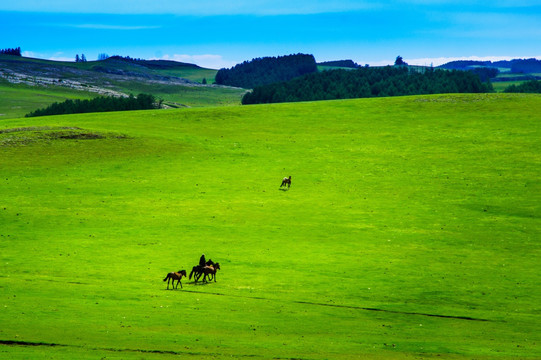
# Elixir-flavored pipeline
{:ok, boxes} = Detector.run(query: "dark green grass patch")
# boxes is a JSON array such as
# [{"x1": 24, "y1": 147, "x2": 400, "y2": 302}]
[
  {"x1": 0, "y1": 126, "x2": 129, "y2": 146},
  {"x1": 0, "y1": 94, "x2": 540, "y2": 359}
]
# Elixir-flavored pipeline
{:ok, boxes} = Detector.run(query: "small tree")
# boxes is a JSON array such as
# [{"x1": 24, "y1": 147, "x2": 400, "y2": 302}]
[
  {"x1": 81, "y1": 54, "x2": 87, "y2": 62},
  {"x1": 202, "y1": 78, "x2": 207, "y2": 84},
  {"x1": 75, "y1": 54, "x2": 80, "y2": 63},
  {"x1": 395, "y1": 56, "x2": 407, "y2": 66}
]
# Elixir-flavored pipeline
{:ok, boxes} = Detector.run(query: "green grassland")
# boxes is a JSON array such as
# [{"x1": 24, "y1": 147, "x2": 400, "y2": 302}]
[
  {"x1": 0, "y1": 80, "x2": 98, "y2": 119},
  {"x1": 1, "y1": 94, "x2": 540, "y2": 359},
  {"x1": 492, "y1": 81, "x2": 519, "y2": 93},
  {"x1": 106, "y1": 80, "x2": 247, "y2": 108}
]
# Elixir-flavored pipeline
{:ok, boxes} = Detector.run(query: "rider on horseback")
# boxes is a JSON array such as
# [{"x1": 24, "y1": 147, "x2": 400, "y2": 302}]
[
  {"x1": 190, "y1": 254, "x2": 217, "y2": 281},
  {"x1": 199, "y1": 254, "x2": 206, "y2": 267}
]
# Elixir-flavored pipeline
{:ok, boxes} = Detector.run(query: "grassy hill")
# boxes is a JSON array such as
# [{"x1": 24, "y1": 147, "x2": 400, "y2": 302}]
[
  {"x1": 0, "y1": 55, "x2": 246, "y2": 117},
  {"x1": 1, "y1": 93, "x2": 540, "y2": 359}
]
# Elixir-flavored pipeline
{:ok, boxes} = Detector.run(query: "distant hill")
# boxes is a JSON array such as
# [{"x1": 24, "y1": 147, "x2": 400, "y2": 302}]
[
  {"x1": 0, "y1": 54, "x2": 247, "y2": 115},
  {"x1": 215, "y1": 54, "x2": 318, "y2": 89},
  {"x1": 0, "y1": 54, "x2": 208, "y2": 88},
  {"x1": 317, "y1": 60, "x2": 361, "y2": 69},
  {"x1": 439, "y1": 58, "x2": 541, "y2": 74}
]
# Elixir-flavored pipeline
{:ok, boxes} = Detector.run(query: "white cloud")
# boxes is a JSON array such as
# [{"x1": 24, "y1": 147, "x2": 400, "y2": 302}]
[
  {"x1": 21, "y1": 51, "x2": 37, "y2": 58},
  {"x1": 22, "y1": 50, "x2": 74, "y2": 62},
  {"x1": 48, "y1": 56, "x2": 77, "y2": 62}
]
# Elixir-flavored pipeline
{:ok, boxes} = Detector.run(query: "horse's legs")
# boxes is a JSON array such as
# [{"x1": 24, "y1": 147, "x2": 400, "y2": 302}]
[{"x1": 166, "y1": 277, "x2": 170, "y2": 289}]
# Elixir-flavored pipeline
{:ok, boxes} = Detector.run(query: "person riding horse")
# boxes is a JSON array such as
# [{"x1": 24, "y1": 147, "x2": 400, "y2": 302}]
[
  {"x1": 199, "y1": 254, "x2": 206, "y2": 267},
  {"x1": 189, "y1": 254, "x2": 216, "y2": 281}
]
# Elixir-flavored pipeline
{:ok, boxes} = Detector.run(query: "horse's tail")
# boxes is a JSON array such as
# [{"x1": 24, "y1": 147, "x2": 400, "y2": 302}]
[
  {"x1": 189, "y1": 269, "x2": 194, "y2": 280},
  {"x1": 163, "y1": 274, "x2": 169, "y2": 281}
]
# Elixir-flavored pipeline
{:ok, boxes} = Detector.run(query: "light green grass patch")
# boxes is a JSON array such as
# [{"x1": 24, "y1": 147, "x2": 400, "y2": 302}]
[
  {"x1": 0, "y1": 81, "x2": 98, "y2": 119},
  {"x1": 1, "y1": 94, "x2": 540, "y2": 359}
]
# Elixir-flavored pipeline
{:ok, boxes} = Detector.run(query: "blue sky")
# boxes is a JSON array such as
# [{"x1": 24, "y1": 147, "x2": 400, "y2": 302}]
[{"x1": 2, "y1": 0, "x2": 540, "y2": 69}]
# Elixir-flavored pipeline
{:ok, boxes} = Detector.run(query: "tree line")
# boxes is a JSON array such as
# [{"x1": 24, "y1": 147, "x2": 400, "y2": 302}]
[
  {"x1": 215, "y1": 54, "x2": 318, "y2": 89},
  {"x1": 1, "y1": 47, "x2": 22, "y2": 56},
  {"x1": 439, "y1": 58, "x2": 541, "y2": 74},
  {"x1": 509, "y1": 59, "x2": 541, "y2": 74},
  {"x1": 242, "y1": 66, "x2": 493, "y2": 105},
  {"x1": 318, "y1": 60, "x2": 362, "y2": 68},
  {"x1": 25, "y1": 94, "x2": 160, "y2": 117},
  {"x1": 75, "y1": 54, "x2": 87, "y2": 63},
  {"x1": 504, "y1": 80, "x2": 541, "y2": 93}
]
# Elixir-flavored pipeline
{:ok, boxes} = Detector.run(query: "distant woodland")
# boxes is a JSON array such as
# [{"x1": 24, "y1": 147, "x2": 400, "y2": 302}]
[
  {"x1": 242, "y1": 67, "x2": 493, "y2": 104},
  {"x1": 318, "y1": 60, "x2": 362, "y2": 68},
  {"x1": 504, "y1": 80, "x2": 541, "y2": 93},
  {"x1": 0, "y1": 47, "x2": 22, "y2": 56},
  {"x1": 25, "y1": 94, "x2": 159, "y2": 117},
  {"x1": 439, "y1": 58, "x2": 541, "y2": 74},
  {"x1": 215, "y1": 54, "x2": 318, "y2": 88}
]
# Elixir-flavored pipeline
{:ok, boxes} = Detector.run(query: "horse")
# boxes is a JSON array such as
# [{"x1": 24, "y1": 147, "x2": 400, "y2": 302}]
[
  {"x1": 189, "y1": 259, "x2": 215, "y2": 281},
  {"x1": 201, "y1": 263, "x2": 221, "y2": 283},
  {"x1": 280, "y1": 176, "x2": 291, "y2": 189},
  {"x1": 163, "y1": 269, "x2": 187, "y2": 289}
]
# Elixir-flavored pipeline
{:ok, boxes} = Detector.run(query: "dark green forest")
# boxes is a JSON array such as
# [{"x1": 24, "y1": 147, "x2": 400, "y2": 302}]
[
  {"x1": 504, "y1": 80, "x2": 541, "y2": 93},
  {"x1": 25, "y1": 94, "x2": 159, "y2": 117},
  {"x1": 318, "y1": 60, "x2": 361, "y2": 68},
  {"x1": 242, "y1": 66, "x2": 493, "y2": 104},
  {"x1": 215, "y1": 54, "x2": 318, "y2": 88},
  {"x1": 0, "y1": 47, "x2": 22, "y2": 56}
]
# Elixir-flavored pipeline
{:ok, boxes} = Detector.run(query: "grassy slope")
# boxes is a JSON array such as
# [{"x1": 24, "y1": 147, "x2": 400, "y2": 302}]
[
  {"x1": 0, "y1": 55, "x2": 245, "y2": 113},
  {"x1": 0, "y1": 94, "x2": 540, "y2": 359},
  {"x1": 0, "y1": 80, "x2": 98, "y2": 119}
]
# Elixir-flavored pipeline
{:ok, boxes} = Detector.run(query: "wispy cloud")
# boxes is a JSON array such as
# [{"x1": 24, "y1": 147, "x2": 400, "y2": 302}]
[
  {"x1": 0, "y1": 0, "x2": 381, "y2": 15},
  {"x1": 74, "y1": 24, "x2": 160, "y2": 30},
  {"x1": 2, "y1": 0, "x2": 540, "y2": 16},
  {"x1": 428, "y1": 11, "x2": 541, "y2": 39}
]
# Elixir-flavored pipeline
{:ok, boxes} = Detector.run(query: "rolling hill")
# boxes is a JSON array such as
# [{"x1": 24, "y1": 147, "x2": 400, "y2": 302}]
[
  {"x1": 0, "y1": 54, "x2": 247, "y2": 118},
  {"x1": 1, "y1": 93, "x2": 540, "y2": 359}
]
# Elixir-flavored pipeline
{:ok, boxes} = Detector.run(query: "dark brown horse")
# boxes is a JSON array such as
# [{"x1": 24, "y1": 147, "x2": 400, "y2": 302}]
[
  {"x1": 163, "y1": 270, "x2": 187, "y2": 289},
  {"x1": 202, "y1": 263, "x2": 221, "y2": 283},
  {"x1": 280, "y1": 176, "x2": 291, "y2": 189},
  {"x1": 189, "y1": 259, "x2": 215, "y2": 281}
]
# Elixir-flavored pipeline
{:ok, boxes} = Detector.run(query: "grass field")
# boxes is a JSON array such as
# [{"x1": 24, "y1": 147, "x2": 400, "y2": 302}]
[
  {"x1": 106, "y1": 80, "x2": 247, "y2": 108},
  {"x1": 0, "y1": 81, "x2": 99, "y2": 119},
  {"x1": 1, "y1": 93, "x2": 540, "y2": 359}
]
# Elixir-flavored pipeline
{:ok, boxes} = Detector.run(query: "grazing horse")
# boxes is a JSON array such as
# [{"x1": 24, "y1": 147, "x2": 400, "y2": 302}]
[
  {"x1": 163, "y1": 270, "x2": 187, "y2": 289},
  {"x1": 202, "y1": 263, "x2": 221, "y2": 283},
  {"x1": 189, "y1": 259, "x2": 215, "y2": 281},
  {"x1": 280, "y1": 176, "x2": 291, "y2": 189}
]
